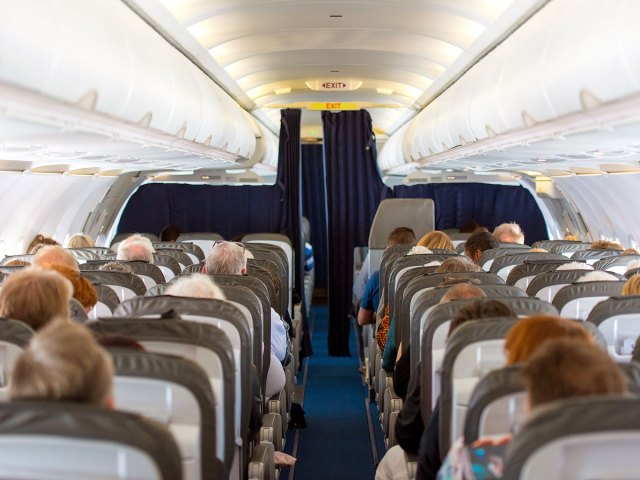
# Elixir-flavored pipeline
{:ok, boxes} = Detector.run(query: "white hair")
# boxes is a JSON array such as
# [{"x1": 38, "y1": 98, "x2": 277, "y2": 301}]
[
  {"x1": 407, "y1": 246, "x2": 433, "y2": 256},
  {"x1": 555, "y1": 262, "x2": 593, "y2": 271},
  {"x1": 205, "y1": 242, "x2": 246, "y2": 275},
  {"x1": 122, "y1": 234, "x2": 154, "y2": 250},
  {"x1": 116, "y1": 241, "x2": 154, "y2": 264},
  {"x1": 577, "y1": 271, "x2": 619, "y2": 282},
  {"x1": 493, "y1": 223, "x2": 525, "y2": 244},
  {"x1": 165, "y1": 274, "x2": 226, "y2": 300}
]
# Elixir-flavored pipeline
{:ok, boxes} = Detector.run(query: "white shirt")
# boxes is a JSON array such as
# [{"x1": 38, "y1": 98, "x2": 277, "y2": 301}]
[{"x1": 270, "y1": 308, "x2": 289, "y2": 363}]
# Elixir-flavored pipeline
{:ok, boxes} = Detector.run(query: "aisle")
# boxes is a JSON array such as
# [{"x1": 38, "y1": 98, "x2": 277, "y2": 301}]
[{"x1": 285, "y1": 305, "x2": 383, "y2": 480}]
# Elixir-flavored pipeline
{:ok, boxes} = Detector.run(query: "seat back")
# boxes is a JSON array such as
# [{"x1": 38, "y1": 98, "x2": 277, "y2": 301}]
[
  {"x1": 0, "y1": 401, "x2": 182, "y2": 480},
  {"x1": 526, "y1": 269, "x2": 594, "y2": 302},
  {"x1": 503, "y1": 396, "x2": 640, "y2": 480},
  {"x1": 553, "y1": 281, "x2": 626, "y2": 320},
  {"x1": 367, "y1": 198, "x2": 435, "y2": 272},
  {"x1": 81, "y1": 270, "x2": 146, "y2": 301},
  {"x1": 113, "y1": 296, "x2": 252, "y2": 447},
  {"x1": 0, "y1": 254, "x2": 34, "y2": 266},
  {"x1": 88, "y1": 284, "x2": 121, "y2": 320},
  {"x1": 439, "y1": 317, "x2": 518, "y2": 456},
  {"x1": 571, "y1": 248, "x2": 622, "y2": 264},
  {"x1": 89, "y1": 317, "x2": 235, "y2": 473},
  {"x1": 247, "y1": 259, "x2": 284, "y2": 318},
  {"x1": 177, "y1": 233, "x2": 224, "y2": 256},
  {"x1": 0, "y1": 320, "x2": 33, "y2": 394},
  {"x1": 110, "y1": 349, "x2": 220, "y2": 480},
  {"x1": 154, "y1": 242, "x2": 204, "y2": 263},
  {"x1": 489, "y1": 252, "x2": 568, "y2": 280},
  {"x1": 417, "y1": 297, "x2": 557, "y2": 417},
  {"x1": 506, "y1": 260, "x2": 574, "y2": 290},
  {"x1": 594, "y1": 254, "x2": 640, "y2": 274},
  {"x1": 532, "y1": 240, "x2": 584, "y2": 251},
  {"x1": 478, "y1": 248, "x2": 531, "y2": 271},
  {"x1": 153, "y1": 254, "x2": 182, "y2": 281},
  {"x1": 587, "y1": 295, "x2": 640, "y2": 360},
  {"x1": 549, "y1": 241, "x2": 592, "y2": 256},
  {"x1": 67, "y1": 248, "x2": 101, "y2": 263}
]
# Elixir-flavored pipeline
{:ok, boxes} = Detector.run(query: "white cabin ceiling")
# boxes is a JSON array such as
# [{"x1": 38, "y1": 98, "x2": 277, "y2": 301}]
[{"x1": 152, "y1": 0, "x2": 542, "y2": 138}]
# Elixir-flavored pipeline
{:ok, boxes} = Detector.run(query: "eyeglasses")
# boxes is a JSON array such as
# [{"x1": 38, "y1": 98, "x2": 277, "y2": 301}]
[{"x1": 211, "y1": 240, "x2": 246, "y2": 255}]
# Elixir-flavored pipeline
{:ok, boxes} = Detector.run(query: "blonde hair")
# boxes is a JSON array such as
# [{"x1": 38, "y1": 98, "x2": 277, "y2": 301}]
[
  {"x1": 0, "y1": 269, "x2": 72, "y2": 330},
  {"x1": 493, "y1": 223, "x2": 525, "y2": 244},
  {"x1": 622, "y1": 275, "x2": 640, "y2": 296},
  {"x1": 66, "y1": 233, "x2": 95, "y2": 249},
  {"x1": 166, "y1": 274, "x2": 227, "y2": 300},
  {"x1": 416, "y1": 231, "x2": 454, "y2": 251},
  {"x1": 10, "y1": 319, "x2": 113, "y2": 406},
  {"x1": 622, "y1": 248, "x2": 640, "y2": 256},
  {"x1": 591, "y1": 239, "x2": 624, "y2": 251},
  {"x1": 33, "y1": 246, "x2": 79, "y2": 272}
]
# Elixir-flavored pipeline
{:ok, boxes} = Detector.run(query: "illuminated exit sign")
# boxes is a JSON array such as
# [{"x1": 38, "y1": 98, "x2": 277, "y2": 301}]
[
  {"x1": 305, "y1": 79, "x2": 363, "y2": 91},
  {"x1": 308, "y1": 102, "x2": 359, "y2": 111}
]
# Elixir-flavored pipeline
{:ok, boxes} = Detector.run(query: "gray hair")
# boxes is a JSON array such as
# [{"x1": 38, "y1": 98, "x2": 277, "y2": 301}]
[
  {"x1": 116, "y1": 241, "x2": 154, "y2": 264},
  {"x1": 493, "y1": 223, "x2": 525, "y2": 244},
  {"x1": 577, "y1": 271, "x2": 619, "y2": 282},
  {"x1": 205, "y1": 242, "x2": 245, "y2": 275},
  {"x1": 166, "y1": 274, "x2": 226, "y2": 300}
]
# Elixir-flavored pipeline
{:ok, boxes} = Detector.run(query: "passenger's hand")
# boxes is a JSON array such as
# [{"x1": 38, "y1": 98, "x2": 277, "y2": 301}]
[{"x1": 472, "y1": 434, "x2": 512, "y2": 447}]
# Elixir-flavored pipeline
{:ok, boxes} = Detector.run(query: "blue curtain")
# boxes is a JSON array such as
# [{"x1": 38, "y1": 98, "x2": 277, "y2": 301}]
[
  {"x1": 393, "y1": 183, "x2": 548, "y2": 244},
  {"x1": 322, "y1": 110, "x2": 392, "y2": 356},
  {"x1": 301, "y1": 144, "x2": 328, "y2": 289}
]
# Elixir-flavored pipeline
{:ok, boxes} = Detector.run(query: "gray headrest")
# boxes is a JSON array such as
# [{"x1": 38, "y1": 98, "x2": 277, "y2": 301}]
[
  {"x1": 177, "y1": 232, "x2": 224, "y2": 242},
  {"x1": 67, "y1": 249, "x2": 101, "y2": 261},
  {"x1": 549, "y1": 241, "x2": 592, "y2": 254},
  {"x1": 0, "y1": 400, "x2": 182, "y2": 480},
  {"x1": 504, "y1": 396, "x2": 640, "y2": 479},
  {"x1": 82, "y1": 270, "x2": 147, "y2": 296},
  {"x1": 594, "y1": 254, "x2": 640, "y2": 271},
  {"x1": 532, "y1": 240, "x2": 582, "y2": 250},
  {"x1": 552, "y1": 281, "x2": 626, "y2": 311},
  {"x1": 571, "y1": 249, "x2": 622, "y2": 261},
  {"x1": 93, "y1": 284, "x2": 121, "y2": 312},
  {"x1": 506, "y1": 260, "x2": 573, "y2": 286},
  {"x1": 155, "y1": 250, "x2": 193, "y2": 268},
  {"x1": 478, "y1": 248, "x2": 531, "y2": 266},
  {"x1": 0, "y1": 319, "x2": 34, "y2": 347},
  {"x1": 587, "y1": 295, "x2": 640, "y2": 326},
  {"x1": 526, "y1": 270, "x2": 596, "y2": 296},
  {"x1": 0, "y1": 254, "x2": 34, "y2": 266},
  {"x1": 152, "y1": 254, "x2": 181, "y2": 275},
  {"x1": 489, "y1": 253, "x2": 568, "y2": 274},
  {"x1": 368, "y1": 199, "x2": 434, "y2": 249},
  {"x1": 153, "y1": 242, "x2": 204, "y2": 261},
  {"x1": 242, "y1": 233, "x2": 292, "y2": 246},
  {"x1": 124, "y1": 261, "x2": 166, "y2": 285}
]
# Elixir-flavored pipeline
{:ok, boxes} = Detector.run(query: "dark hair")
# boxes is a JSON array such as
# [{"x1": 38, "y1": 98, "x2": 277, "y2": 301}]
[
  {"x1": 27, "y1": 234, "x2": 59, "y2": 254},
  {"x1": 464, "y1": 231, "x2": 498, "y2": 257},
  {"x1": 522, "y1": 338, "x2": 627, "y2": 408},
  {"x1": 160, "y1": 225, "x2": 182, "y2": 242},
  {"x1": 387, "y1": 227, "x2": 416, "y2": 246},
  {"x1": 459, "y1": 220, "x2": 481, "y2": 233},
  {"x1": 448, "y1": 299, "x2": 515, "y2": 338},
  {"x1": 97, "y1": 335, "x2": 145, "y2": 351}
]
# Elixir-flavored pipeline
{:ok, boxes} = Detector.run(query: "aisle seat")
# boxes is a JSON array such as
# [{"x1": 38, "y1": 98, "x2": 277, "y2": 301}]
[
  {"x1": 82, "y1": 270, "x2": 146, "y2": 301},
  {"x1": 177, "y1": 233, "x2": 224, "y2": 256}
]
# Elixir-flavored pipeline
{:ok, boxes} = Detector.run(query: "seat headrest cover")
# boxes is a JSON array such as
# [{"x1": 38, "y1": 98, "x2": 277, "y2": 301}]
[
  {"x1": 552, "y1": 281, "x2": 626, "y2": 310},
  {"x1": 368, "y1": 198, "x2": 434, "y2": 249},
  {"x1": 587, "y1": 295, "x2": 640, "y2": 326},
  {"x1": 0, "y1": 319, "x2": 34, "y2": 347},
  {"x1": 526, "y1": 269, "x2": 598, "y2": 296}
]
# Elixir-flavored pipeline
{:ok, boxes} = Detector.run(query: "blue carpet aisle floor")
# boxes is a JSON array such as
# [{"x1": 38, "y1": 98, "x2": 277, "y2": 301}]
[{"x1": 282, "y1": 305, "x2": 386, "y2": 480}]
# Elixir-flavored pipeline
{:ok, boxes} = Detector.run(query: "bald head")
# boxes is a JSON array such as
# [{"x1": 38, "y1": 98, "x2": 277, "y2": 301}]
[
  {"x1": 440, "y1": 282, "x2": 487, "y2": 304},
  {"x1": 33, "y1": 246, "x2": 79, "y2": 272},
  {"x1": 205, "y1": 242, "x2": 246, "y2": 275}
]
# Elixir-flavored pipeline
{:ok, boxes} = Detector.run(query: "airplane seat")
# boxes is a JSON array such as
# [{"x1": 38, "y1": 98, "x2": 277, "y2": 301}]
[
  {"x1": 0, "y1": 400, "x2": 182, "y2": 480},
  {"x1": 532, "y1": 240, "x2": 583, "y2": 250},
  {"x1": 176, "y1": 233, "x2": 224, "y2": 257},
  {"x1": 109, "y1": 349, "x2": 221, "y2": 480},
  {"x1": 82, "y1": 247, "x2": 116, "y2": 259},
  {"x1": 153, "y1": 254, "x2": 182, "y2": 282},
  {"x1": 549, "y1": 241, "x2": 592, "y2": 257},
  {"x1": 526, "y1": 269, "x2": 597, "y2": 302},
  {"x1": 594, "y1": 254, "x2": 640, "y2": 274},
  {"x1": 0, "y1": 254, "x2": 34, "y2": 266},
  {"x1": 586, "y1": 296, "x2": 640, "y2": 360},
  {"x1": 110, "y1": 232, "x2": 160, "y2": 248},
  {"x1": 553, "y1": 281, "x2": 626, "y2": 320},
  {"x1": 87, "y1": 283, "x2": 121, "y2": 320},
  {"x1": 154, "y1": 249, "x2": 193, "y2": 271},
  {"x1": 505, "y1": 259, "x2": 573, "y2": 289},
  {"x1": 182, "y1": 262, "x2": 205, "y2": 275},
  {"x1": 478, "y1": 248, "x2": 532, "y2": 272},
  {"x1": 503, "y1": 396, "x2": 640, "y2": 480},
  {"x1": 571, "y1": 248, "x2": 622, "y2": 264},
  {"x1": 626, "y1": 268, "x2": 640, "y2": 279},
  {"x1": 119, "y1": 261, "x2": 165, "y2": 289},
  {"x1": 438, "y1": 317, "x2": 518, "y2": 458},
  {"x1": 88, "y1": 318, "x2": 236, "y2": 475},
  {"x1": 246, "y1": 259, "x2": 285, "y2": 319},
  {"x1": 66, "y1": 248, "x2": 101, "y2": 263},
  {"x1": 81, "y1": 270, "x2": 146, "y2": 301},
  {"x1": 367, "y1": 198, "x2": 435, "y2": 273},
  {"x1": 153, "y1": 242, "x2": 204, "y2": 264},
  {"x1": 0, "y1": 319, "x2": 34, "y2": 398},
  {"x1": 489, "y1": 252, "x2": 568, "y2": 281}
]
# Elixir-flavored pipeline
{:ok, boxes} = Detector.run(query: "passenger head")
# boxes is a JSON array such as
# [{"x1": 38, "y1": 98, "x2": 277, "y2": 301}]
[
  {"x1": 522, "y1": 338, "x2": 627, "y2": 409},
  {"x1": 555, "y1": 261, "x2": 593, "y2": 271},
  {"x1": 505, "y1": 315, "x2": 592, "y2": 365},
  {"x1": 10, "y1": 320, "x2": 114, "y2": 407},
  {"x1": 440, "y1": 282, "x2": 487, "y2": 303},
  {"x1": 44, "y1": 264, "x2": 97, "y2": 313},
  {"x1": 205, "y1": 241, "x2": 246, "y2": 275},
  {"x1": 116, "y1": 241, "x2": 154, "y2": 264},
  {"x1": 564, "y1": 233, "x2": 578, "y2": 241},
  {"x1": 459, "y1": 220, "x2": 481, "y2": 233},
  {"x1": 160, "y1": 225, "x2": 182, "y2": 242},
  {"x1": 33, "y1": 246, "x2": 79, "y2": 272},
  {"x1": 26, "y1": 234, "x2": 59, "y2": 254},
  {"x1": 387, "y1": 227, "x2": 416, "y2": 247},
  {"x1": 407, "y1": 246, "x2": 432, "y2": 256},
  {"x1": 417, "y1": 231, "x2": 454, "y2": 251},
  {"x1": 493, "y1": 222, "x2": 525, "y2": 244},
  {"x1": 165, "y1": 274, "x2": 226, "y2": 300},
  {"x1": 622, "y1": 248, "x2": 640, "y2": 256},
  {"x1": 66, "y1": 233, "x2": 95, "y2": 249},
  {"x1": 528, "y1": 247, "x2": 548, "y2": 253},
  {"x1": 2, "y1": 259, "x2": 30, "y2": 267},
  {"x1": 0, "y1": 269, "x2": 72, "y2": 330},
  {"x1": 435, "y1": 257, "x2": 482, "y2": 273},
  {"x1": 99, "y1": 262, "x2": 134, "y2": 274},
  {"x1": 577, "y1": 270, "x2": 619, "y2": 282},
  {"x1": 622, "y1": 275, "x2": 640, "y2": 296},
  {"x1": 448, "y1": 299, "x2": 515, "y2": 339},
  {"x1": 464, "y1": 231, "x2": 499, "y2": 263},
  {"x1": 591, "y1": 239, "x2": 624, "y2": 251}
]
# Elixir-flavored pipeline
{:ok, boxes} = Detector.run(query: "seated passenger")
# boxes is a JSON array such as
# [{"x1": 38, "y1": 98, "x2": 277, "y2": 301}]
[
  {"x1": 435, "y1": 257, "x2": 482, "y2": 273},
  {"x1": 417, "y1": 231, "x2": 454, "y2": 252},
  {"x1": 26, "y1": 234, "x2": 59, "y2": 254},
  {"x1": 32, "y1": 245, "x2": 79, "y2": 272},
  {"x1": 591, "y1": 239, "x2": 625, "y2": 251},
  {"x1": 622, "y1": 248, "x2": 640, "y2": 256},
  {"x1": 159, "y1": 225, "x2": 182, "y2": 242},
  {"x1": 622, "y1": 275, "x2": 640, "y2": 296},
  {"x1": 0, "y1": 269, "x2": 72, "y2": 330},
  {"x1": 459, "y1": 220, "x2": 481, "y2": 233},
  {"x1": 99, "y1": 261, "x2": 134, "y2": 274},
  {"x1": 463, "y1": 231, "x2": 498, "y2": 264},
  {"x1": 165, "y1": 273, "x2": 226, "y2": 300},
  {"x1": 576, "y1": 270, "x2": 619, "y2": 282},
  {"x1": 38, "y1": 264, "x2": 97, "y2": 314},
  {"x1": 205, "y1": 241, "x2": 290, "y2": 365},
  {"x1": 116, "y1": 235, "x2": 155, "y2": 264},
  {"x1": 66, "y1": 233, "x2": 95, "y2": 249},
  {"x1": 10, "y1": 319, "x2": 114, "y2": 407},
  {"x1": 492, "y1": 222, "x2": 525, "y2": 244}
]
